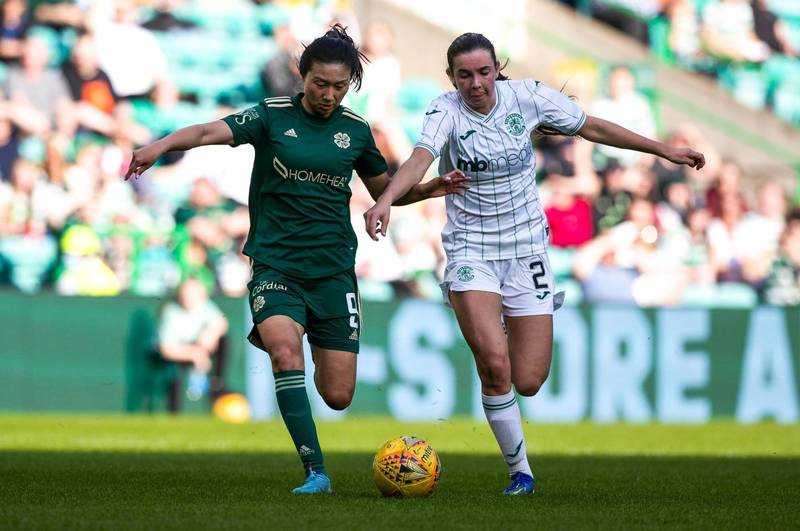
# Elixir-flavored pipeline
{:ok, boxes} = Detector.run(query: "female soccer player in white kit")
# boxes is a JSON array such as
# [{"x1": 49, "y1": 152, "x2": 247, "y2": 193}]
[{"x1": 365, "y1": 33, "x2": 706, "y2": 495}]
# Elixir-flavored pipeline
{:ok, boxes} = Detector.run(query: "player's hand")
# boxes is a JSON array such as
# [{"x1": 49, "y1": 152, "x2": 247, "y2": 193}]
[
  {"x1": 422, "y1": 170, "x2": 470, "y2": 198},
  {"x1": 665, "y1": 147, "x2": 705, "y2": 170},
  {"x1": 124, "y1": 142, "x2": 164, "y2": 180},
  {"x1": 363, "y1": 198, "x2": 391, "y2": 241}
]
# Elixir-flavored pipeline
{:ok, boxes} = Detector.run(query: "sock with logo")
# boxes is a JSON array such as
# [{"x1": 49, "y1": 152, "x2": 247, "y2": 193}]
[
  {"x1": 482, "y1": 390, "x2": 532, "y2": 477},
  {"x1": 274, "y1": 370, "x2": 326, "y2": 476}
]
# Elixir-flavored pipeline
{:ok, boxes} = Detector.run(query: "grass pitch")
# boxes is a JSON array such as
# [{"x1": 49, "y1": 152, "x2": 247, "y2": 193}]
[{"x1": 1, "y1": 415, "x2": 798, "y2": 530}]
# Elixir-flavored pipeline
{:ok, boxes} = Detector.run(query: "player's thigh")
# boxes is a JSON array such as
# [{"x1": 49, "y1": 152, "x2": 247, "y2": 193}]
[
  {"x1": 504, "y1": 314, "x2": 553, "y2": 397},
  {"x1": 449, "y1": 289, "x2": 510, "y2": 389},
  {"x1": 247, "y1": 265, "x2": 307, "y2": 371}
]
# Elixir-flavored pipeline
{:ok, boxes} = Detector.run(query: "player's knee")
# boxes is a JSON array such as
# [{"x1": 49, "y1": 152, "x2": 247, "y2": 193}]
[
  {"x1": 477, "y1": 355, "x2": 511, "y2": 389},
  {"x1": 322, "y1": 388, "x2": 353, "y2": 410},
  {"x1": 268, "y1": 344, "x2": 303, "y2": 372}
]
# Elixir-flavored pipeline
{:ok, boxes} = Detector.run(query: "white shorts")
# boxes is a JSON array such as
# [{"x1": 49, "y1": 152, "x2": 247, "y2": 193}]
[{"x1": 440, "y1": 254, "x2": 564, "y2": 317}]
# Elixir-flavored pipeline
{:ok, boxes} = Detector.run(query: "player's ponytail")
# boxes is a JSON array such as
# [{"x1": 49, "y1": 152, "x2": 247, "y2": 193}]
[
  {"x1": 298, "y1": 24, "x2": 368, "y2": 91},
  {"x1": 446, "y1": 32, "x2": 509, "y2": 81}
]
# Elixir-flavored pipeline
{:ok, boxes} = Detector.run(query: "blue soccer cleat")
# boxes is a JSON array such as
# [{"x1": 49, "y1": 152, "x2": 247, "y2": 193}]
[
  {"x1": 503, "y1": 472, "x2": 535, "y2": 496},
  {"x1": 292, "y1": 470, "x2": 332, "y2": 495}
]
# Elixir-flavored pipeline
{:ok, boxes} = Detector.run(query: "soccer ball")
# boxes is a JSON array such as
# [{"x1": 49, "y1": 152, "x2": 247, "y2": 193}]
[
  {"x1": 372, "y1": 436, "x2": 441, "y2": 497},
  {"x1": 212, "y1": 393, "x2": 250, "y2": 424}
]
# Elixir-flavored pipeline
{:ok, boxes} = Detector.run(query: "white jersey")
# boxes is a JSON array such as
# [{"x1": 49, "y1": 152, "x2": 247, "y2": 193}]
[{"x1": 415, "y1": 80, "x2": 586, "y2": 260}]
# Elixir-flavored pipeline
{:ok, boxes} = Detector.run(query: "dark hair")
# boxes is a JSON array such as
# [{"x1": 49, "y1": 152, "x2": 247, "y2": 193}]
[
  {"x1": 446, "y1": 32, "x2": 509, "y2": 81},
  {"x1": 298, "y1": 24, "x2": 368, "y2": 91}
]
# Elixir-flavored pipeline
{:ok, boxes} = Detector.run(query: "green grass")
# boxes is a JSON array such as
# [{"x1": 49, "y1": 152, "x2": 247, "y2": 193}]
[{"x1": 1, "y1": 415, "x2": 798, "y2": 530}]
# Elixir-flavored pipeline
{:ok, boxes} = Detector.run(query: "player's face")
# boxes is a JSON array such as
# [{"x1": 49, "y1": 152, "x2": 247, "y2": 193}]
[
  {"x1": 302, "y1": 62, "x2": 351, "y2": 118},
  {"x1": 448, "y1": 49, "x2": 499, "y2": 114}
]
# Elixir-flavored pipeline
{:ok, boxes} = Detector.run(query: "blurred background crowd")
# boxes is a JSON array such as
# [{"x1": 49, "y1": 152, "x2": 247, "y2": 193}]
[{"x1": 1, "y1": 0, "x2": 798, "y2": 308}]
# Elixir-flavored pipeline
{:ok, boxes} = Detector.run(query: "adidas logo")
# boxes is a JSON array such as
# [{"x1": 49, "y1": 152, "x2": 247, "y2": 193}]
[
  {"x1": 284, "y1": 128, "x2": 297, "y2": 138},
  {"x1": 349, "y1": 330, "x2": 359, "y2": 341},
  {"x1": 298, "y1": 445, "x2": 314, "y2": 456}
]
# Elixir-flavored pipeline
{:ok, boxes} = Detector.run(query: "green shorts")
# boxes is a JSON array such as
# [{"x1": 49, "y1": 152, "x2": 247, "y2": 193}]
[{"x1": 246, "y1": 262, "x2": 361, "y2": 354}]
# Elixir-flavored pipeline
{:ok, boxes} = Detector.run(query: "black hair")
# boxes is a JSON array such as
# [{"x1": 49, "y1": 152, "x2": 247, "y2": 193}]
[
  {"x1": 446, "y1": 32, "x2": 509, "y2": 81},
  {"x1": 298, "y1": 24, "x2": 368, "y2": 91}
]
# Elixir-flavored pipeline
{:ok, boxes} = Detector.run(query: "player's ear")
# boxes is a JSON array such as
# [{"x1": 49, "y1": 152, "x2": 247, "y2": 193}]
[
  {"x1": 495, "y1": 62, "x2": 501, "y2": 78},
  {"x1": 446, "y1": 67, "x2": 455, "y2": 88}
]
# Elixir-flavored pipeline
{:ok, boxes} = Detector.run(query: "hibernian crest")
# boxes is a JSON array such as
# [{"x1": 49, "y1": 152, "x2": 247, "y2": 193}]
[
  {"x1": 333, "y1": 132, "x2": 351, "y2": 149},
  {"x1": 456, "y1": 266, "x2": 474, "y2": 282},
  {"x1": 504, "y1": 113, "x2": 526, "y2": 136}
]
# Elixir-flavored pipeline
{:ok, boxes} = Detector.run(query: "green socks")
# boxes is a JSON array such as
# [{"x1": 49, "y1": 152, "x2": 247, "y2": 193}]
[{"x1": 274, "y1": 370, "x2": 326, "y2": 476}]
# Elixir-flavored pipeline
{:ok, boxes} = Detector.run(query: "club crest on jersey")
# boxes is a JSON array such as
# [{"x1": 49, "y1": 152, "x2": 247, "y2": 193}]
[
  {"x1": 333, "y1": 132, "x2": 351, "y2": 149},
  {"x1": 456, "y1": 266, "x2": 474, "y2": 282},
  {"x1": 504, "y1": 113, "x2": 526, "y2": 136},
  {"x1": 252, "y1": 295, "x2": 265, "y2": 313}
]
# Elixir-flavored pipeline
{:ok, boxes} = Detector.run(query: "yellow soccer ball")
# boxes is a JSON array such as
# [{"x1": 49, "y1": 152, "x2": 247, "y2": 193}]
[
  {"x1": 212, "y1": 393, "x2": 251, "y2": 424},
  {"x1": 373, "y1": 436, "x2": 441, "y2": 497}
]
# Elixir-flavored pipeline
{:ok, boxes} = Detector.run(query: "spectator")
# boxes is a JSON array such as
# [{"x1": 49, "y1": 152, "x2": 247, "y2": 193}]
[
  {"x1": 0, "y1": 158, "x2": 59, "y2": 291},
  {"x1": 259, "y1": 24, "x2": 303, "y2": 98},
  {"x1": 93, "y1": 0, "x2": 176, "y2": 106},
  {"x1": 62, "y1": 32, "x2": 150, "y2": 142},
  {"x1": 575, "y1": 198, "x2": 687, "y2": 306},
  {"x1": 705, "y1": 160, "x2": 748, "y2": 218},
  {"x1": 158, "y1": 275, "x2": 229, "y2": 410},
  {"x1": 591, "y1": 66, "x2": 657, "y2": 167},
  {"x1": 0, "y1": 0, "x2": 33, "y2": 62},
  {"x1": 737, "y1": 180, "x2": 789, "y2": 281},
  {"x1": 664, "y1": 0, "x2": 703, "y2": 66},
  {"x1": 751, "y1": 0, "x2": 797, "y2": 57},
  {"x1": 683, "y1": 207, "x2": 717, "y2": 285},
  {"x1": 173, "y1": 177, "x2": 249, "y2": 267},
  {"x1": 545, "y1": 176, "x2": 594, "y2": 247},
  {"x1": 761, "y1": 210, "x2": 800, "y2": 305},
  {"x1": 707, "y1": 192, "x2": 751, "y2": 282},
  {"x1": 4, "y1": 33, "x2": 73, "y2": 135},
  {"x1": 701, "y1": 0, "x2": 770, "y2": 62}
]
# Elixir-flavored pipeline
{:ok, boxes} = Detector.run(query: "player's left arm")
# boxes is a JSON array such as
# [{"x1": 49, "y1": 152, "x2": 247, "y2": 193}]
[
  {"x1": 361, "y1": 170, "x2": 469, "y2": 206},
  {"x1": 578, "y1": 116, "x2": 705, "y2": 169}
]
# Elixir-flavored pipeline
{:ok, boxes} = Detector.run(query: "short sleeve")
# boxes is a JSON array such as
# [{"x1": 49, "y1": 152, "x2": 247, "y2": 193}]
[
  {"x1": 222, "y1": 103, "x2": 270, "y2": 147},
  {"x1": 157, "y1": 303, "x2": 182, "y2": 344},
  {"x1": 201, "y1": 300, "x2": 225, "y2": 326},
  {"x1": 414, "y1": 95, "x2": 455, "y2": 158},
  {"x1": 528, "y1": 81, "x2": 586, "y2": 136},
  {"x1": 353, "y1": 128, "x2": 389, "y2": 179}
]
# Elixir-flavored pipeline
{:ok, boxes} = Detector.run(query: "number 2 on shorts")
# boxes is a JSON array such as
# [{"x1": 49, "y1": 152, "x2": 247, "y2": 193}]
[{"x1": 529, "y1": 260, "x2": 548, "y2": 289}]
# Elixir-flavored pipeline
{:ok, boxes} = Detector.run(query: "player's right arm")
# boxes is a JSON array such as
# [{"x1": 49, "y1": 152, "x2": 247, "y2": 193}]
[
  {"x1": 364, "y1": 95, "x2": 454, "y2": 240},
  {"x1": 125, "y1": 120, "x2": 233, "y2": 180}
]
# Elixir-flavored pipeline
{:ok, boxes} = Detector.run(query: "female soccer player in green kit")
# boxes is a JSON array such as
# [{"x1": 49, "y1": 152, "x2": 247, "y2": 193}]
[
  {"x1": 125, "y1": 25, "x2": 467, "y2": 495},
  {"x1": 365, "y1": 32, "x2": 705, "y2": 496}
]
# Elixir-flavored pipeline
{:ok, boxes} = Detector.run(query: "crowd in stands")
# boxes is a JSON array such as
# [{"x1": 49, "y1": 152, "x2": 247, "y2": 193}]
[
  {"x1": 0, "y1": 0, "x2": 798, "y2": 308},
  {"x1": 558, "y1": 0, "x2": 800, "y2": 127}
]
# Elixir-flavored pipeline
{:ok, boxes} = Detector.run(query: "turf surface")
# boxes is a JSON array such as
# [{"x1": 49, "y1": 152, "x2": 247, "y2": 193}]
[{"x1": 1, "y1": 415, "x2": 798, "y2": 530}]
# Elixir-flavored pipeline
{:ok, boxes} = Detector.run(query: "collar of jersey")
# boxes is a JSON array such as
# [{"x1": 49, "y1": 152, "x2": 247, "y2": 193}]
[
  {"x1": 457, "y1": 87, "x2": 502, "y2": 123},
  {"x1": 292, "y1": 93, "x2": 343, "y2": 124}
]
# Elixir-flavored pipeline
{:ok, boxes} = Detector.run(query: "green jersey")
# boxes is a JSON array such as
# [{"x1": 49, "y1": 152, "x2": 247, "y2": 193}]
[{"x1": 222, "y1": 94, "x2": 387, "y2": 279}]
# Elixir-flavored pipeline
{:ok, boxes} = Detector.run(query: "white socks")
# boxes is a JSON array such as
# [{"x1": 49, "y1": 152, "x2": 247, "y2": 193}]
[{"x1": 482, "y1": 390, "x2": 532, "y2": 477}]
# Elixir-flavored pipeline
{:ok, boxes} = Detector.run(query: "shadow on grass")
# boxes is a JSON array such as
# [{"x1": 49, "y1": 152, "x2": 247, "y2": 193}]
[{"x1": 0, "y1": 451, "x2": 797, "y2": 530}]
